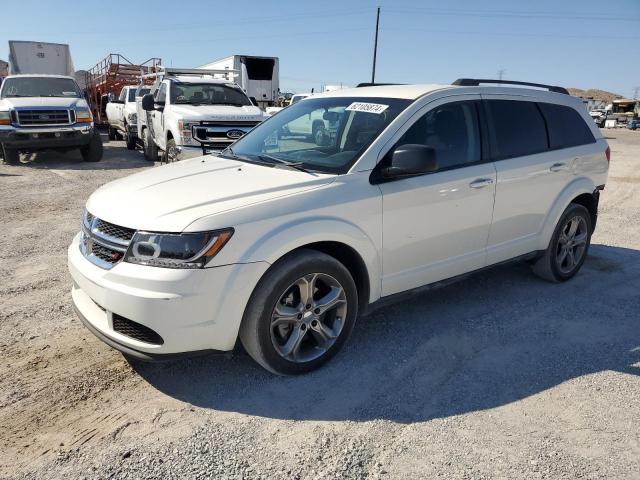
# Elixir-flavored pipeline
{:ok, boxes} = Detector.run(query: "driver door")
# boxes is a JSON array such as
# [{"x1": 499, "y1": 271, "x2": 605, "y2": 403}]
[
  {"x1": 149, "y1": 82, "x2": 166, "y2": 150},
  {"x1": 377, "y1": 96, "x2": 497, "y2": 296}
]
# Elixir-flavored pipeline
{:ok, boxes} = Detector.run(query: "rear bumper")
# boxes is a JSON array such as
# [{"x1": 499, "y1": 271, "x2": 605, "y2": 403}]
[{"x1": 0, "y1": 123, "x2": 94, "y2": 150}]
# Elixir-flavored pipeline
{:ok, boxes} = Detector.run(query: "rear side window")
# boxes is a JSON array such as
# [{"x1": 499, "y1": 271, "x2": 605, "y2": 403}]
[
  {"x1": 538, "y1": 102, "x2": 596, "y2": 149},
  {"x1": 485, "y1": 100, "x2": 548, "y2": 159}
]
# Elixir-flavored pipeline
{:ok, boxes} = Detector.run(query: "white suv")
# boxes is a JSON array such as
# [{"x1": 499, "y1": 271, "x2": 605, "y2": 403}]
[{"x1": 68, "y1": 79, "x2": 609, "y2": 375}]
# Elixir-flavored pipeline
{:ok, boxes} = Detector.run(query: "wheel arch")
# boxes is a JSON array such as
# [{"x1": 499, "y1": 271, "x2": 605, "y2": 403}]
[{"x1": 537, "y1": 177, "x2": 599, "y2": 251}]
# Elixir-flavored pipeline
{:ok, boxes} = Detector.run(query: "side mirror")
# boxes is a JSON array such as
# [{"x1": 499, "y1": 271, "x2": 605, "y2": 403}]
[
  {"x1": 382, "y1": 144, "x2": 438, "y2": 179},
  {"x1": 141, "y1": 93, "x2": 155, "y2": 111},
  {"x1": 323, "y1": 111, "x2": 339, "y2": 122}
]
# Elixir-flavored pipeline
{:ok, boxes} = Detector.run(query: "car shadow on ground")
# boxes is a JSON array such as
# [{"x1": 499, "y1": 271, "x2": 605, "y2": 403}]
[
  {"x1": 4, "y1": 132, "x2": 151, "y2": 171},
  {"x1": 132, "y1": 244, "x2": 640, "y2": 423}
]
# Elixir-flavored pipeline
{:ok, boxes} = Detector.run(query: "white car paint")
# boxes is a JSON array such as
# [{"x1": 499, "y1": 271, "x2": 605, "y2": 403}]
[{"x1": 68, "y1": 83, "x2": 609, "y2": 359}]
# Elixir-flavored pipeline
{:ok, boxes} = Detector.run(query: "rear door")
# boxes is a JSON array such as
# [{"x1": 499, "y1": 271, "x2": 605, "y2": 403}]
[
  {"x1": 482, "y1": 96, "x2": 570, "y2": 264},
  {"x1": 378, "y1": 96, "x2": 497, "y2": 296}
]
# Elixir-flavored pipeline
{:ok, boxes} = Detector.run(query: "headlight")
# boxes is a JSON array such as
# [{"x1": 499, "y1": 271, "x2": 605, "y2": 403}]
[
  {"x1": 177, "y1": 119, "x2": 197, "y2": 143},
  {"x1": 127, "y1": 112, "x2": 137, "y2": 123},
  {"x1": 0, "y1": 111, "x2": 10, "y2": 125},
  {"x1": 75, "y1": 108, "x2": 92, "y2": 123},
  {"x1": 124, "y1": 228, "x2": 233, "y2": 269}
]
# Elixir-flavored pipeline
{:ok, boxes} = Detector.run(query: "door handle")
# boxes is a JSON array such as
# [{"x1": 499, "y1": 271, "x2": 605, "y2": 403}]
[
  {"x1": 549, "y1": 162, "x2": 567, "y2": 172},
  {"x1": 469, "y1": 178, "x2": 494, "y2": 188}
]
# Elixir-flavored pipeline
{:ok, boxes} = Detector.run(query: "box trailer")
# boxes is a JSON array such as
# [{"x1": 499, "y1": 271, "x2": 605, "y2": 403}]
[
  {"x1": 8, "y1": 40, "x2": 75, "y2": 76},
  {"x1": 198, "y1": 55, "x2": 279, "y2": 108}
]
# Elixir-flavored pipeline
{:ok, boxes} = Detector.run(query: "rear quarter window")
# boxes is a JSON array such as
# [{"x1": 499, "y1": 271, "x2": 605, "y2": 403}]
[
  {"x1": 538, "y1": 102, "x2": 596, "y2": 149},
  {"x1": 485, "y1": 100, "x2": 548, "y2": 159}
]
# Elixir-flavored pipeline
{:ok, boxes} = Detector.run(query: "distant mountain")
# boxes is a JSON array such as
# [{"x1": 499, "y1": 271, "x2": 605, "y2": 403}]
[{"x1": 568, "y1": 88, "x2": 624, "y2": 103}]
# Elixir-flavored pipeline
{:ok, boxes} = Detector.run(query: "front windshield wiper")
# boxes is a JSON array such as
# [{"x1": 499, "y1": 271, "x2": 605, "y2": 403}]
[
  {"x1": 257, "y1": 153, "x2": 312, "y2": 173},
  {"x1": 220, "y1": 147, "x2": 273, "y2": 167}
]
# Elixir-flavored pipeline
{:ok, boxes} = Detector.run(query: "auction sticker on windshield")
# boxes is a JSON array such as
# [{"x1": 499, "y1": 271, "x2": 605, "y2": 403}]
[{"x1": 345, "y1": 102, "x2": 389, "y2": 114}]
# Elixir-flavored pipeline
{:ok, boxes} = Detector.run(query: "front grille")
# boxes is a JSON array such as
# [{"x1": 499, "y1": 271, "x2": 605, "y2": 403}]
[
  {"x1": 113, "y1": 314, "x2": 164, "y2": 345},
  {"x1": 193, "y1": 121, "x2": 259, "y2": 144},
  {"x1": 80, "y1": 211, "x2": 135, "y2": 269},
  {"x1": 91, "y1": 242, "x2": 125, "y2": 264},
  {"x1": 95, "y1": 219, "x2": 135, "y2": 242},
  {"x1": 16, "y1": 109, "x2": 71, "y2": 126}
]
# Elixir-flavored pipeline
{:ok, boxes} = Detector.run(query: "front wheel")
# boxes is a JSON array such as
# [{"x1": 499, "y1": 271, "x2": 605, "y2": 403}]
[
  {"x1": 108, "y1": 126, "x2": 117, "y2": 140},
  {"x1": 239, "y1": 249, "x2": 358, "y2": 375},
  {"x1": 1, "y1": 144, "x2": 20, "y2": 164},
  {"x1": 163, "y1": 138, "x2": 179, "y2": 163},
  {"x1": 80, "y1": 131, "x2": 103, "y2": 162},
  {"x1": 125, "y1": 126, "x2": 137, "y2": 150},
  {"x1": 532, "y1": 203, "x2": 592, "y2": 282},
  {"x1": 143, "y1": 128, "x2": 158, "y2": 162}
]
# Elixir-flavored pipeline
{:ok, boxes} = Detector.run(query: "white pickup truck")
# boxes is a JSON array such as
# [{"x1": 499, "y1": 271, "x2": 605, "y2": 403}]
[
  {"x1": 0, "y1": 74, "x2": 102, "y2": 164},
  {"x1": 138, "y1": 68, "x2": 265, "y2": 163},
  {"x1": 105, "y1": 85, "x2": 150, "y2": 150}
]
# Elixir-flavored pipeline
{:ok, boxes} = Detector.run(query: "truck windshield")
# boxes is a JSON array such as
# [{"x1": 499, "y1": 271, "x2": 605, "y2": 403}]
[
  {"x1": 228, "y1": 97, "x2": 412, "y2": 175},
  {"x1": 170, "y1": 83, "x2": 251, "y2": 106},
  {"x1": 0, "y1": 77, "x2": 81, "y2": 98}
]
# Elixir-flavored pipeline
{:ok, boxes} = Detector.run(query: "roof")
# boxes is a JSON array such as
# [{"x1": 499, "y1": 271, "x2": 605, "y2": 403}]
[
  {"x1": 313, "y1": 84, "x2": 452, "y2": 100},
  {"x1": 4, "y1": 74, "x2": 75, "y2": 80}
]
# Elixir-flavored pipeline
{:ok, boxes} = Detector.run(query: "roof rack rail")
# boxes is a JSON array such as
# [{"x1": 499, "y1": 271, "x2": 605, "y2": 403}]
[
  {"x1": 140, "y1": 67, "x2": 239, "y2": 80},
  {"x1": 356, "y1": 82, "x2": 405, "y2": 88},
  {"x1": 452, "y1": 78, "x2": 569, "y2": 95}
]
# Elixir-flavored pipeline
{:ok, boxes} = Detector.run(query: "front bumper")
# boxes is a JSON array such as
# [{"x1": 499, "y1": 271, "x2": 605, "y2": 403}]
[
  {"x1": 68, "y1": 233, "x2": 269, "y2": 357},
  {"x1": 0, "y1": 123, "x2": 94, "y2": 150}
]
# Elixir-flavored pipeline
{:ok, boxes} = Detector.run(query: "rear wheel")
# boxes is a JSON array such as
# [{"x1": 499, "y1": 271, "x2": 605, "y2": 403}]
[
  {"x1": 239, "y1": 249, "x2": 358, "y2": 375},
  {"x1": 532, "y1": 203, "x2": 592, "y2": 282},
  {"x1": 108, "y1": 126, "x2": 117, "y2": 140},
  {"x1": 80, "y1": 131, "x2": 103, "y2": 162},
  {"x1": 1, "y1": 144, "x2": 20, "y2": 164}
]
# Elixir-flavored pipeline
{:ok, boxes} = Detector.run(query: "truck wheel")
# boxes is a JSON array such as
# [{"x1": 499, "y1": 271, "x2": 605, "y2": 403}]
[
  {"x1": 125, "y1": 126, "x2": 137, "y2": 150},
  {"x1": 1, "y1": 144, "x2": 20, "y2": 165},
  {"x1": 143, "y1": 128, "x2": 158, "y2": 162},
  {"x1": 163, "y1": 139, "x2": 179, "y2": 163},
  {"x1": 80, "y1": 131, "x2": 104, "y2": 162},
  {"x1": 532, "y1": 203, "x2": 592, "y2": 283},
  {"x1": 239, "y1": 249, "x2": 358, "y2": 375},
  {"x1": 108, "y1": 126, "x2": 117, "y2": 141}
]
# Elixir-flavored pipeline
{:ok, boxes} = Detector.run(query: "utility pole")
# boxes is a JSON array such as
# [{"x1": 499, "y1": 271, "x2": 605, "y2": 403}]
[
  {"x1": 371, "y1": 7, "x2": 380, "y2": 84},
  {"x1": 497, "y1": 69, "x2": 506, "y2": 80},
  {"x1": 633, "y1": 86, "x2": 639, "y2": 100}
]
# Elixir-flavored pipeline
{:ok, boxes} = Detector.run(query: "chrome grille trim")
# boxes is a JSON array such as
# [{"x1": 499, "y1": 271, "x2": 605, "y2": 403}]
[
  {"x1": 80, "y1": 211, "x2": 136, "y2": 269},
  {"x1": 15, "y1": 108, "x2": 73, "y2": 127}
]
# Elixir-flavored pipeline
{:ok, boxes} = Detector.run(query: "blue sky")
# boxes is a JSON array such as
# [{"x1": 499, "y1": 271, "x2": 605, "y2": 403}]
[{"x1": 2, "y1": 0, "x2": 639, "y2": 97}]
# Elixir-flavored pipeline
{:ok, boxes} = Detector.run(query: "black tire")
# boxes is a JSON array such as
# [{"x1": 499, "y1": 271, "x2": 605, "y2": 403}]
[
  {"x1": 143, "y1": 128, "x2": 158, "y2": 162},
  {"x1": 162, "y1": 138, "x2": 179, "y2": 163},
  {"x1": 108, "y1": 126, "x2": 117, "y2": 140},
  {"x1": 532, "y1": 203, "x2": 592, "y2": 282},
  {"x1": 1, "y1": 144, "x2": 20, "y2": 164},
  {"x1": 125, "y1": 126, "x2": 137, "y2": 150},
  {"x1": 80, "y1": 131, "x2": 103, "y2": 162},
  {"x1": 239, "y1": 249, "x2": 358, "y2": 375}
]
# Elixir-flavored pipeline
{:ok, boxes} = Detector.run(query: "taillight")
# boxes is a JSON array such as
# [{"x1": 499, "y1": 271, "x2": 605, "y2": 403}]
[{"x1": 605, "y1": 146, "x2": 611, "y2": 163}]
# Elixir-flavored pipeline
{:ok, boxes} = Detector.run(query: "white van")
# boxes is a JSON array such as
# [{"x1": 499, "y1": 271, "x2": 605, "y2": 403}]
[{"x1": 69, "y1": 79, "x2": 609, "y2": 374}]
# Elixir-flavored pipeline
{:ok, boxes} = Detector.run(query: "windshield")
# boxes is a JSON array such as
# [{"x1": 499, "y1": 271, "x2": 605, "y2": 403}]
[
  {"x1": 0, "y1": 77, "x2": 81, "y2": 98},
  {"x1": 129, "y1": 88, "x2": 150, "y2": 101},
  {"x1": 170, "y1": 82, "x2": 251, "y2": 106},
  {"x1": 229, "y1": 96, "x2": 411, "y2": 174}
]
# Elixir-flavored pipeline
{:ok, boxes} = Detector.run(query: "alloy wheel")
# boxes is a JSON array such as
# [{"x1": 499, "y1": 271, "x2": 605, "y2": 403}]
[
  {"x1": 556, "y1": 215, "x2": 588, "y2": 274},
  {"x1": 270, "y1": 273, "x2": 347, "y2": 363}
]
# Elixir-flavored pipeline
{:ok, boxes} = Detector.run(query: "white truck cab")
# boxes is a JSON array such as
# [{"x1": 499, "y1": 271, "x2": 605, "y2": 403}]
[
  {"x1": 105, "y1": 85, "x2": 150, "y2": 150},
  {"x1": 138, "y1": 68, "x2": 265, "y2": 163}
]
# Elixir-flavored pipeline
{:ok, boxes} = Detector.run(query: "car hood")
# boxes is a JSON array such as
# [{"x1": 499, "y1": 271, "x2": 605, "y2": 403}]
[
  {"x1": 0, "y1": 96, "x2": 88, "y2": 110},
  {"x1": 170, "y1": 104, "x2": 265, "y2": 122},
  {"x1": 86, "y1": 155, "x2": 335, "y2": 232}
]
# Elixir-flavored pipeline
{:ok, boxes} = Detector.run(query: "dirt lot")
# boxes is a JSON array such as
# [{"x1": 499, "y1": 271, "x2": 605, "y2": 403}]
[{"x1": 1, "y1": 130, "x2": 639, "y2": 479}]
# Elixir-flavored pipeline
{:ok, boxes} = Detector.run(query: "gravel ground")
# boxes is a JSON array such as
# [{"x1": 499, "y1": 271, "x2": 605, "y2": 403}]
[{"x1": 1, "y1": 130, "x2": 639, "y2": 479}]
